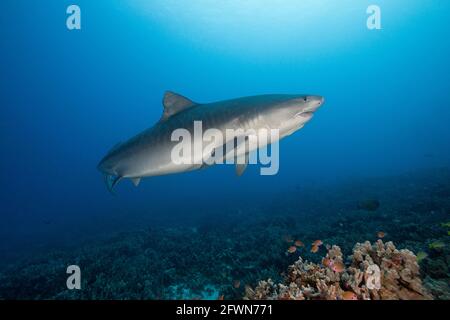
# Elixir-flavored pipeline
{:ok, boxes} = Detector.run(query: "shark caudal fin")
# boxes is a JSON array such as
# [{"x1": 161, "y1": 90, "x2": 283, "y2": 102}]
[{"x1": 104, "y1": 174, "x2": 122, "y2": 194}]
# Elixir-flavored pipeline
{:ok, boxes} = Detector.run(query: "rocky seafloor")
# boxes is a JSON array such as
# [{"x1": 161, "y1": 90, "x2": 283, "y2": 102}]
[{"x1": 0, "y1": 168, "x2": 449, "y2": 300}]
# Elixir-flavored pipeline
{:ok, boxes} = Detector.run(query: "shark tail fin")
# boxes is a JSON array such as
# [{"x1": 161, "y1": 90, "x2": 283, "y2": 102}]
[{"x1": 104, "y1": 174, "x2": 122, "y2": 194}]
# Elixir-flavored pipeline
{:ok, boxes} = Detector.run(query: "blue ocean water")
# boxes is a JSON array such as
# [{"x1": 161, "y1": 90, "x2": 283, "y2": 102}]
[{"x1": 0, "y1": 1, "x2": 449, "y2": 299}]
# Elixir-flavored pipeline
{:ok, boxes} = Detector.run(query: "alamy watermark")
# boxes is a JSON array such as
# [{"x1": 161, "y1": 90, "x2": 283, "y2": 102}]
[
  {"x1": 66, "y1": 265, "x2": 81, "y2": 290},
  {"x1": 171, "y1": 121, "x2": 280, "y2": 176},
  {"x1": 367, "y1": 5, "x2": 382, "y2": 30},
  {"x1": 66, "y1": 4, "x2": 381, "y2": 31},
  {"x1": 366, "y1": 264, "x2": 382, "y2": 290},
  {"x1": 66, "y1": 5, "x2": 81, "y2": 30}
]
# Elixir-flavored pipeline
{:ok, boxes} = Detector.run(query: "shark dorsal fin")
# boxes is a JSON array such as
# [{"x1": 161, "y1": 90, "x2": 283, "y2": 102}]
[{"x1": 161, "y1": 91, "x2": 196, "y2": 121}]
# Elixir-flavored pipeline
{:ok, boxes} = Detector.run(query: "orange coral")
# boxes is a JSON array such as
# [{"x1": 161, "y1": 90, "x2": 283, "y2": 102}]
[{"x1": 244, "y1": 240, "x2": 433, "y2": 300}]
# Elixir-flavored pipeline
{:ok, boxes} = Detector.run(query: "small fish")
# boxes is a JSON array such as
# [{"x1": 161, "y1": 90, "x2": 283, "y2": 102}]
[
  {"x1": 377, "y1": 231, "x2": 385, "y2": 238},
  {"x1": 342, "y1": 291, "x2": 358, "y2": 300},
  {"x1": 294, "y1": 240, "x2": 304, "y2": 247},
  {"x1": 312, "y1": 240, "x2": 323, "y2": 246},
  {"x1": 311, "y1": 245, "x2": 319, "y2": 253},
  {"x1": 331, "y1": 261, "x2": 345, "y2": 273},
  {"x1": 233, "y1": 280, "x2": 241, "y2": 289},
  {"x1": 428, "y1": 241, "x2": 446, "y2": 250},
  {"x1": 288, "y1": 246, "x2": 297, "y2": 254},
  {"x1": 416, "y1": 251, "x2": 428, "y2": 263},
  {"x1": 322, "y1": 258, "x2": 332, "y2": 267}
]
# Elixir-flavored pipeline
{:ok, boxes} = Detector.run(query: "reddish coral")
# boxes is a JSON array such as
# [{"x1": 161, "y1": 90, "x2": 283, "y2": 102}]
[{"x1": 244, "y1": 240, "x2": 432, "y2": 300}]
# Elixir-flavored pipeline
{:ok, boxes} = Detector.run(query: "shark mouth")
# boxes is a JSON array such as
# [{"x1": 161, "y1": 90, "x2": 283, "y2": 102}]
[{"x1": 296, "y1": 111, "x2": 314, "y2": 119}]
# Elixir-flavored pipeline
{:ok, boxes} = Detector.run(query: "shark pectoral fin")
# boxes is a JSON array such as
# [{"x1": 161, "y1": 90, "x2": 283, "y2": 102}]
[
  {"x1": 130, "y1": 177, "x2": 141, "y2": 187},
  {"x1": 235, "y1": 152, "x2": 249, "y2": 177},
  {"x1": 235, "y1": 163, "x2": 248, "y2": 176},
  {"x1": 104, "y1": 174, "x2": 122, "y2": 194}
]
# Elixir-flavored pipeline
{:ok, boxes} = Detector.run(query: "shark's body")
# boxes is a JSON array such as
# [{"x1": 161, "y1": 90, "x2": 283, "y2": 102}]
[{"x1": 98, "y1": 92, "x2": 324, "y2": 191}]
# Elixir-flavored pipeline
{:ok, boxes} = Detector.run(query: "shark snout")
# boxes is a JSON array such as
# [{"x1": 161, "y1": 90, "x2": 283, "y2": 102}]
[
  {"x1": 97, "y1": 155, "x2": 117, "y2": 176},
  {"x1": 308, "y1": 95, "x2": 325, "y2": 112},
  {"x1": 318, "y1": 96, "x2": 325, "y2": 106}
]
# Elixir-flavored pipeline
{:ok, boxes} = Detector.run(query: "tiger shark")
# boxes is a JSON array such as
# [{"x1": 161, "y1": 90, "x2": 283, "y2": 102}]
[{"x1": 98, "y1": 91, "x2": 324, "y2": 192}]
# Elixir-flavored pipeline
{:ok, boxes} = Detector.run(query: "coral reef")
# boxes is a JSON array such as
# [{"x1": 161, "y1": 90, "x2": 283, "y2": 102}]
[
  {"x1": 245, "y1": 240, "x2": 432, "y2": 300},
  {"x1": 0, "y1": 168, "x2": 448, "y2": 300}
]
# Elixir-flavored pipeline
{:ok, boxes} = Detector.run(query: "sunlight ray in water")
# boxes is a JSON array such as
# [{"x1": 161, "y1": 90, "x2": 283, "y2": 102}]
[{"x1": 126, "y1": 0, "x2": 424, "y2": 57}]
